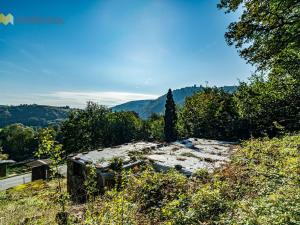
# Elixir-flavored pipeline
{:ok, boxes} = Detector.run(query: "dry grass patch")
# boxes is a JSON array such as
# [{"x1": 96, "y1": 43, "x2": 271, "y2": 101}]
[{"x1": 0, "y1": 179, "x2": 66, "y2": 225}]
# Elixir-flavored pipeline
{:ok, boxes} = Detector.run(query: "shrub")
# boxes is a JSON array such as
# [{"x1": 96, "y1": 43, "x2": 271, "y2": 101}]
[
  {"x1": 188, "y1": 185, "x2": 227, "y2": 222},
  {"x1": 126, "y1": 168, "x2": 189, "y2": 216},
  {"x1": 95, "y1": 190, "x2": 140, "y2": 225}
]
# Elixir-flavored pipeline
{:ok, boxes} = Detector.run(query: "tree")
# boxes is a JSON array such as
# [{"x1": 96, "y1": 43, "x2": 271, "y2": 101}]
[
  {"x1": 182, "y1": 87, "x2": 241, "y2": 140},
  {"x1": 234, "y1": 74, "x2": 300, "y2": 137},
  {"x1": 35, "y1": 128, "x2": 69, "y2": 224},
  {"x1": 0, "y1": 105, "x2": 69, "y2": 128},
  {"x1": 219, "y1": 0, "x2": 300, "y2": 137},
  {"x1": 143, "y1": 113, "x2": 165, "y2": 141},
  {"x1": 61, "y1": 102, "x2": 143, "y2": 154},
  {"x1": 138, "y1": 113, "x2": 165, "y2": 142},
  {"x1": 104, "y1": 111, "x2": 142, "y2": 146},
  {"x1": 0, "y1": 124, "x2": 37, "y2": 161},
  {"x1": 164, "y1": 89, "x2": 177, "y2": 142},
  {"x1": 218, "y1": 0, "x2": 300, "y2": 77},
  {"x1": 61, "y1": 102, "x2": 110, "y2": 154}
]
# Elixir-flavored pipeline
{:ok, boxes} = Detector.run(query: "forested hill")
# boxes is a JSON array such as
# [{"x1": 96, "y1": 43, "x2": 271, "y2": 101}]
[
  {"x1": 0, "y1": 86, "x2": 237, "y2": 127},
  {"x1": 0, "y1": 104, "x2": 70, "y2": 128},
  {"x1": 112, "y1": 85, "x2": 237, "y2": 119}
]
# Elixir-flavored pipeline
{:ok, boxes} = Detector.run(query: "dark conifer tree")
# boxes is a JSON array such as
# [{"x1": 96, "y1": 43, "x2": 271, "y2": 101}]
[{"x1": 164, "y1": 89, "x2": 177, "y2": 142}]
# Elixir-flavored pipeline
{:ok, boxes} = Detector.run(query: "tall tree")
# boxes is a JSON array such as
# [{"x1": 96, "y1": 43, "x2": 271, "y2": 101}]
[
  {"x1": 218, "y1": 0, "x2": 300, "y2": 77},
  {"x1": 182, "y1": 87, "x2": 242, "y2": 140},
  {"x1": 164, "y1": 89, "x2": 177, "y2": 142},
  {"x1": 219, "y1": 0, "x2": 300, "y2": 136}
]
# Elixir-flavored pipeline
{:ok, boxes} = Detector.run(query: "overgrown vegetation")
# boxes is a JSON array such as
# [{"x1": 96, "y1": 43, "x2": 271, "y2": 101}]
[
  {"x1": 0, "y1": 180, "x2": 66, "y2": 224},
  {"x1": 0, "y1": 134, "x2": 299, "y2": 224},
  {"x1": 0, "y1": 124, "x2": 38, "y2": 161},
  {"x1": 35, "y1": 128, "x2": 69, "y2": 224},
  {"x1": 0, "y1": 0, "x2": 299, "y2": 223}
]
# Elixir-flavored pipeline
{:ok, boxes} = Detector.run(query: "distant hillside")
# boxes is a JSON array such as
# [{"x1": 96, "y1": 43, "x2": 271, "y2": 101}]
[
  {"x1": 112, "y1": 86, "x2": 237, "y2": 119},
  {"x1": 0, "y1": 104, "x2": 70, "y2": 128}
]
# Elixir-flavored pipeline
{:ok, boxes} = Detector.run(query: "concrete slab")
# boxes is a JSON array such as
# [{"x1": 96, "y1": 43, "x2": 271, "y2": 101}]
[{"x1": 70, "y1": 138, "x2": 236, "y2": 174}]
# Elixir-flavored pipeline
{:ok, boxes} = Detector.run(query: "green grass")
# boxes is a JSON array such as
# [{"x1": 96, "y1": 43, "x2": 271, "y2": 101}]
[
  {"x1": 0, "y1": 134, "x2": 299, "y2": 224},
  {"x1": 0, "y1": 180, "x2": 64, "y2": 224}
]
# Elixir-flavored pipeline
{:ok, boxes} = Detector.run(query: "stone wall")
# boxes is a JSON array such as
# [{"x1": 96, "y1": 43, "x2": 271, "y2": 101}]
[{"x1": 67, "y1": 159, "x2": 115, "y2": 202}]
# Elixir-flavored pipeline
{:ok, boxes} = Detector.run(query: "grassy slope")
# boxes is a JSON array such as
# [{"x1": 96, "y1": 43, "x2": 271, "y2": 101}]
[
  {"x1": 0, "y1": 180, "x2": 64, "y2": 224},
  {"x1": 0, "y1": 134, "x2": 299, "y2": 224}
]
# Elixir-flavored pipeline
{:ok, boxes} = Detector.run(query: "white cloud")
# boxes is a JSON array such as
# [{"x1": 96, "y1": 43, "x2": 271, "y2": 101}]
[
  {"x1": 45, "y1": 91, "x2": 158, "y2": 108},
  {"x1": 0, "y1": 91, "x2": 158, "y2": 108}
]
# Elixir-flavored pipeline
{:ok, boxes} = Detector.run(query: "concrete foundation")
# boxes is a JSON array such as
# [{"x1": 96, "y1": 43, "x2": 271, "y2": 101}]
[{"x1": 67, "y1": 139, "x2": 236, "y2": 202}]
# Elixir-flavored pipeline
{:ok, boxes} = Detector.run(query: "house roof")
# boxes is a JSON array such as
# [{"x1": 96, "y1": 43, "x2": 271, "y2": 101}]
[
  {"x1": 70, "y1": 142, "x2": 159, "y2": 168},
  {"x1": 70, "y1": 138, "x2": 237, "y2": 175},
  {"x1": 26, "y1": 159, "x2": 52, "y2": 168},
  {"x1": 0, "y1": 160, "x2": 15, "y2": 164}
]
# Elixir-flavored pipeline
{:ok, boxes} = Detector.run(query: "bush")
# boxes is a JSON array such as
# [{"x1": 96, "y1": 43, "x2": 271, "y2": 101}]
[
  {"x1": 188, "y1": 186, "x2": 226, "y2": 222},
  {"x1": 126, "y1": 168, "x2": 189, "y2": 216},
  {"x1": 96, "y1": 190, "x2": 140, "y2": 225}
]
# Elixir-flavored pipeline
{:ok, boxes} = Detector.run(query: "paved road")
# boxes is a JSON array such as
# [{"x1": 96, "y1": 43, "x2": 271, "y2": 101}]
[
  {"x1": 0, "y1": 165, "x2": 67, "y2": 191},
  {"x1": 0, "y1": 173, "x2": 31, "y2": 190}
]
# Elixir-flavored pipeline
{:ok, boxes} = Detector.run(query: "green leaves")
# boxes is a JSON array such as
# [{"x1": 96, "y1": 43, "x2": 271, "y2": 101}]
[
  {"x1": 61, "y1": 102, "x2": 143, "y2": 153},
  {"x1": 35, "y1": 127, "x2": 68, "y2": 213},
  {"x1": 0, "y1": 124, "x2": 37, "y2": 161},
  {"x1": 234, "y1": 74, "x2": 299, "y2": 136},
  {"x1": 84, "y1": 164, "x2": 98, "y2": 201},
  {"x1": 36, "y1": 128, "x2": 63, "y2": 166},
  {"x1": 219, "y1": 0, "x2": 300, "y2": 75},
  {"x1": 181, "y1": 87, "x2": 241, "y2": 140}
]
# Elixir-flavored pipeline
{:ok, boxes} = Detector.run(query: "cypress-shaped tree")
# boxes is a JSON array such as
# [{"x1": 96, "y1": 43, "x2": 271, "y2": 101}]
[{"x1": 164, "y1": 89, "x2": 177, "y2": 142}]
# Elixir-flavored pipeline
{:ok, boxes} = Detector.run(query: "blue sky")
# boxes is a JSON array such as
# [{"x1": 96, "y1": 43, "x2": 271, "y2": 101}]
[{"x1": 0, "y1": 0, "x2": 252, "y2": 108}]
